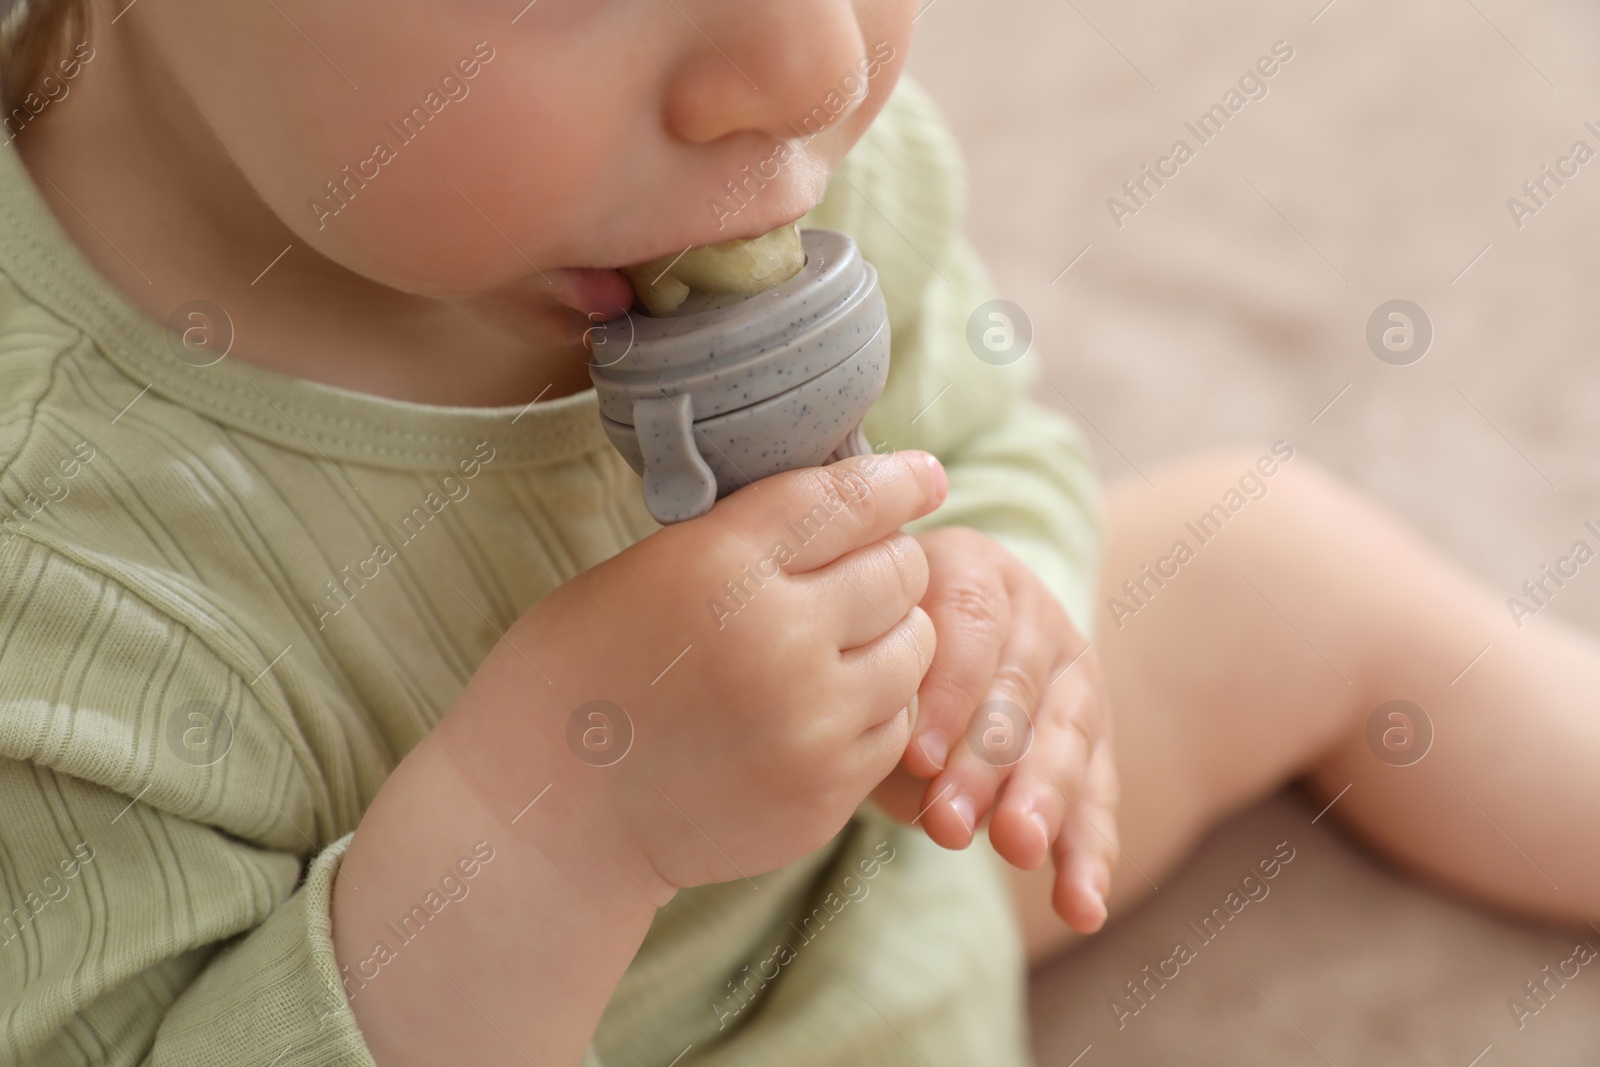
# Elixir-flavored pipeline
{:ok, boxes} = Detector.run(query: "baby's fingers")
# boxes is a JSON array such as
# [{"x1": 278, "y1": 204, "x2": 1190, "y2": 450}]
[
  {"x1": 985, "y1": 649, "x2": 1104, "y2": 870},
  {"x1": 918, "y1": 583, "x2": 1053, "y2": 850},
  {"x1": 1050, "y1": 737, "x2": 1121, "y2": 933},
  {"x1": 904, "y1": 529, "x2": 1012, "y2": 778}
]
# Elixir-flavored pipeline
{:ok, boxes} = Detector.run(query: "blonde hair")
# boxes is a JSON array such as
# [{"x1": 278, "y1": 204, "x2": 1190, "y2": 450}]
[{"x1": 1, "y1": 0, "x2": 87, "y2": 112}]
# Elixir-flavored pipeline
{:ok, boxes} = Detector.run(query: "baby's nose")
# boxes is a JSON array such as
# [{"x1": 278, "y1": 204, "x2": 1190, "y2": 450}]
[{"x1": 662, "y1": 0, "x2": 883, "y2": 145}]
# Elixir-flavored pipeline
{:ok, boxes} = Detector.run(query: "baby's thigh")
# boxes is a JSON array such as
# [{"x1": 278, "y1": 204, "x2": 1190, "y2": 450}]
[{"x1": 1006, "y1": 451, "x2": 1356, "y2": 966}]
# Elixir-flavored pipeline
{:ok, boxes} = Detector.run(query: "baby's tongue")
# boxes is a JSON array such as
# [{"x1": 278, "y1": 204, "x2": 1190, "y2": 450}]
[{"x1": 623, "y1": 223, "x2": 805, "y2": 317}]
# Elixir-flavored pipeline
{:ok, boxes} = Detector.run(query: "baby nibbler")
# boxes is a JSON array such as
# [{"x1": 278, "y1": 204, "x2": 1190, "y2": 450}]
[{"x1": 588, "y1": 228, "x2": 891, "y2": 525}]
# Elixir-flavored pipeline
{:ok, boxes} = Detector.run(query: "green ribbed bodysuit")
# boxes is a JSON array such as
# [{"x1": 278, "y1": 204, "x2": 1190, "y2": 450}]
[{"x1": 0, "y1": 79, "x2": 1101, "y2": 1066}]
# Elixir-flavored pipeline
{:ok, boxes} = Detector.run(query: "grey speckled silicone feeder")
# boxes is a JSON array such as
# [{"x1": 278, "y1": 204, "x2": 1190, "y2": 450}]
[{"x1": 588, "y1": 229, "x2": 890, "y2": 525}]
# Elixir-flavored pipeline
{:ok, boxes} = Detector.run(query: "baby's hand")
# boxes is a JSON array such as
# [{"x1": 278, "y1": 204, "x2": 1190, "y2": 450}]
[
  {"x1": 477, "y1": 451, "x2": 945, "y2": 897},
  {"x1": 869, "y1": 527, "x2": 1119, "y2": 933}
]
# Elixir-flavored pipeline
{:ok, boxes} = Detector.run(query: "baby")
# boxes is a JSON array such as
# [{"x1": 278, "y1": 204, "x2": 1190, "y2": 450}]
[{"x1": 0, "y1": 2, "x2": 1596, "y2": 1066}]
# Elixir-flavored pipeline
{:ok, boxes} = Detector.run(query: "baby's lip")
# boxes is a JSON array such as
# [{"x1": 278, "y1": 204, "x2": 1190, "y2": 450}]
[{"x1": 549, "y1": 267, "x2": 634, "y2": 321}]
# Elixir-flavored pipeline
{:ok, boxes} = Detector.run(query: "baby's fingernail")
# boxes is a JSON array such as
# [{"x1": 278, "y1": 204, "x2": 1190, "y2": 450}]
[
  {"x1": 949, "y1": 794, "x2": 975, "y2": 833},
  {"x1": 918, "y1": 729, "x2": 949, "y2": 770},
  {"x1": 1084, "y1": 890, "x2": 1108, "y2": 930},
  {"x1": 1081, "y1": 873, "x2": 1109, "y2": 923},
  {"x1": 917, "y1": 452, "x2": 948, "y2": 501},
  {"x1": 1027, "y1": 811, "x2": 1050, "y2": 849}
]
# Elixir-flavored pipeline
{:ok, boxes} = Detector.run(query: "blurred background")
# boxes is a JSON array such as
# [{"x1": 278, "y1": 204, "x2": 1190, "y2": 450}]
[{"x1": 910, "y1": 0, "x2": 1600, "y2": 1062}]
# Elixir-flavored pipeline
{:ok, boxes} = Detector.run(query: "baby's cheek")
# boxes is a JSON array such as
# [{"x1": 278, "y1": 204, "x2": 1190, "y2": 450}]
[{"x1": 254, "y1": 55, "x2": 623, "y2": 294}]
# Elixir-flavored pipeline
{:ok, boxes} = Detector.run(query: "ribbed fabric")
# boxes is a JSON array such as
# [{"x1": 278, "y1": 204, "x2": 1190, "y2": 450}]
[{"x1": 0, "y1": 78, "x2": 1100, "y2": 1066}]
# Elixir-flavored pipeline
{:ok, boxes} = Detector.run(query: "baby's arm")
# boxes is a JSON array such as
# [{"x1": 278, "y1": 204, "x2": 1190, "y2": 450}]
[
  {"x1": 328, "y1": 681, "x2": 665, "y2": 1066},
  {"x1": 328, "y1": 451, "x2": 950, "y2": 1064},
  {"x1": 0, "y1": 451, "x2": 945, "y2": 1066}
]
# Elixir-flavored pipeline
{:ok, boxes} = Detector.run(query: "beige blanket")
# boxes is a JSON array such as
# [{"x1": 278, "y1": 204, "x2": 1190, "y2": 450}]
[{"x1": 911, "y1": 0, "x2": 1600, "y2": 1060}]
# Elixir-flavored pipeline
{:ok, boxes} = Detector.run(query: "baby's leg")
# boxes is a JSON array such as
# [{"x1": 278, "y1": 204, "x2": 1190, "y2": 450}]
[{"x1": 1009, "y1": 450, "x2": 1600, "y2": 963}]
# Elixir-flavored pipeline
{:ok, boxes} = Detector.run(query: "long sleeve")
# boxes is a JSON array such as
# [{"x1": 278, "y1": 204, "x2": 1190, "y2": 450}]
[
  {"x1": 0, "y1": 538, "x2": 375, "y2": 1066},
  {"x1": 804, "y1": 78, "x2": 1104, "y2": 634}
]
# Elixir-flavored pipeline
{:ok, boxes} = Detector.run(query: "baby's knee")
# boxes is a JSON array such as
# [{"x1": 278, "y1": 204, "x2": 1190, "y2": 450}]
[
  {"x1": 1168, "y1": 446, "x2": 1444, "y2": 619},
  {"x1": 1121, "y1": 444, "x2": 1387, "y2": 583}
]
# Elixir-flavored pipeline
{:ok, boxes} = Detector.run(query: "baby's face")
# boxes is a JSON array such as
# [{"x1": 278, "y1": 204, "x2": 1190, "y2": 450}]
[{"x1": 136, "y1": 0, "x2": 913, "y2": 336}]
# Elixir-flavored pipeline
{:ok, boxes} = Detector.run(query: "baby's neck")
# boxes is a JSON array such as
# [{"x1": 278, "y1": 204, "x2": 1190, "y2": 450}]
[{"x1": 14, "y1": 20, "x2": 587, "y2": 408}]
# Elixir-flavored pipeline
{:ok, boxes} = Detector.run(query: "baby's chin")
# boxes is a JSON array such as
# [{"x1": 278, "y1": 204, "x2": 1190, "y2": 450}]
[{"x1": 441, "y1": 275, "x2": 618, "y2": 355}]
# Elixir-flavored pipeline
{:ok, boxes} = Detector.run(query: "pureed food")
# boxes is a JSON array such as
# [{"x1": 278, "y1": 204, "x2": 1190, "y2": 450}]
[{"x1": 622, "y1": 223, "x2": 806, "y2": 316}]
